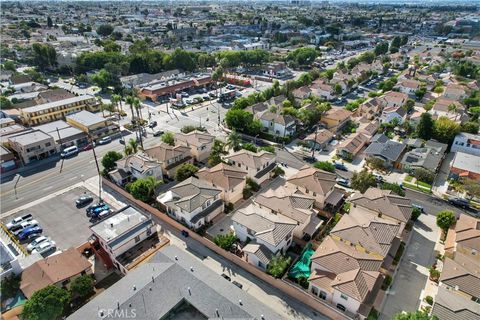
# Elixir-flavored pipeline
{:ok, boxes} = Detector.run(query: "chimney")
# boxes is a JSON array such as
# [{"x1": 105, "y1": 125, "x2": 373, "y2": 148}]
[
  {"x1": 133, "y1": 285, "x2": 136, "y2": 291},
  {"x1": 117, "y1": 301, "x2": 120, "y2": 310},
  {"x1": 110, "y1": 223, "x2": 114, "y2": 228},
  {"x1": 239, "y1": 299, "x2": 243, "y2": 306},
  {"x1": 187, "y1": 287, "x2": 191, "y2": 295},
  {"x1": 190, "y1": 266, "x2": 194, "y2": 272}
]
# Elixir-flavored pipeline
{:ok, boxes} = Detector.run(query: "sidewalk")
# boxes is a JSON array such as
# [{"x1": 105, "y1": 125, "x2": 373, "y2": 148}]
[{"x1": 1, "y1": 155, "x2": 61, "y2": 180}]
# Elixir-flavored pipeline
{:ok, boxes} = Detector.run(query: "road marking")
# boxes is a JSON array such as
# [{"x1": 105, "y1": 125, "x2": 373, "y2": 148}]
[
  {"x1": 44, "y1": 186, "x2": 53, "y2": 191},
  {"x1": 68, "y1": 176, "x2": 78, "y2": 181}
]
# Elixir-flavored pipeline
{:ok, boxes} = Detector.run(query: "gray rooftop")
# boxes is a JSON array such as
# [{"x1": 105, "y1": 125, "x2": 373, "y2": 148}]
[
  {"x1": 66, "y1": 110, "x2": 106, "y2": 127},
  {"x1": 432, "y1": 286, "x2": 480, "y2": 320},
  {"x1": 364, "y1": 139, "x2": 406, "y2": 162},
  {"x1": 90, "y1": 206, "x2": 153, "y2": 247},
  {"x1": 452, "y1": 151, "x2": 480, "y2": 174},
  {"x1": 68, "y1": 245, "x2": 283, "y2": 320},
  {"x1": 7, "y1": 130, "x2": 53, "y2": 146}
]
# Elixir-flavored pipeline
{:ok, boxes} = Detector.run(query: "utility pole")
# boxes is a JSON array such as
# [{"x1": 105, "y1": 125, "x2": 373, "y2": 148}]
[
  {"x1": 89, "y1": 135, "x2": 102, "y2": 202},
  {"x1": 311, "y1": 125, "x2": 318, "y2": 159}
]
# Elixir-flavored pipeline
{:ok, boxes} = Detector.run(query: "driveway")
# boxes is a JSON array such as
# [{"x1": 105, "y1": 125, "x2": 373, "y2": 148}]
[{"x1": 379, "y1": 209, "x2": 440, "y2": 319}]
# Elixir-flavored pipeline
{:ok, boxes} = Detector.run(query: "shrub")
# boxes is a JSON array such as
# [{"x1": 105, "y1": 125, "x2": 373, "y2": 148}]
[
  {"x1": 411, "y1": 207, "x2": 422, "y2": 221},
  {"x1": 273, "y1": 166, "x2": 285, "y2": 177},
  {"x1": 246, "y1": 178, "x2": 260, "y2": 192},
  {"x1": 224, "y1": 202, "x2": 234, "y2": 213},
  {"x1": 314, "y1": 161, "x2": 335, "y2": 173},
  {"x1": 381, "y1": 182, "x2": 406, "y2": 196},
  {"x1": 70, "y1": 274, "x2": 94, "y2": 299},
  {"x1": 0, "y1": 274, "x2": 20, "y2": 300},
  {"x1": 297, "y1": 276, "x2": 309, "y2": 289},
  {"x1": 429, "y1": 267, "x2": 440, "y2": 282},
  {"x1": 436, "y1": 210, "x2": 456, "y2": 231},
  {"x1": 267, "y1": 255, "x2": 292, "y2": 278},
  {"x1": 175, "y1": 163, "x2": 199, "y2": 182},
  {"x1": 243, "y1": 186, "x2": 253, "y2": 199},
  {"x1": 425, "y1": 295, "x2": 434, "y2": 305},
  {"x1": 213, "y1": 233, "x2": 237, "y2": 250},
  {"x1": 413, "y1": 168, "x2": 434, "y2": 184},
  {"x1": 382, "y1": 274, "x2": 392, "y2": 290}
]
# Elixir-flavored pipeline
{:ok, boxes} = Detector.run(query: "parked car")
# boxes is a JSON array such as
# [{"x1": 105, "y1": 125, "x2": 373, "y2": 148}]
[
  {"x1": 153, "y1": 130, "x2": 164, "y2": 137},
  {"x1": 12, "y1": 220, "x2": 39, "y2": 236},
  {"x1": 97, "y1": 136, "x2": 112, "y2": 145},
  {"x1": 31, "y1": 241, "x2": 56, "y2": 256},
  {"x1": 76, "y1": 195, "x2": 93, "y2": 207},
  {"x1": 185, "y1": 99, "x2": 194, "y2": 105},
  {"x1": 373, "y1": 174, "x2": 384, "y2": 182},
  {"x1": 202, "y1": 96, "x2": 210, "y2": 101},
  {"x1": 303, "y1": 156, "x2": 316, "y2": 163},
  {"x1": 83, "y1": 143, "x2": 94, "y2": 151},
  {"x1": 181, "y1": 230, "x2": 189, "y2": 237},
  {"x1": 448, "y1": 198, "x2": 470, "y2": 209},
  {"x1": 86, "y1": 202, "x2": 107, "y2": 215},
  {"x1": 148, "y1": 121, "x2": 157, "y2": 128},
  {"x1": 232, "y1": 281, "x2": 243, "y2": 289},
  {"x1": 221, "y1": 273, "x2": 231, "y2": 281},
  {"x1": 88, "y1": 204, "x2": 110, "y2": 217},
  {"x1": 209, "y1": 92, "x2": 217, "y2": 98},
  {"x1": 27, "y1": 236, "x2": 51, "y2": 252},
  {"x1": 336, "y1": 178, "x2": 351, "y2": 188},
  {"x1": 334, "y1": 162, "x2": 348, "y2": 171},
  {"x1": 18, "y1": 226, "x2": 43, "y2": 241},
  {"x1": 181, "y1": 92, "x2": 189, "y2": 97},
  {"x1": 412, "y1": 204, "x2": 424, "y2": 212},
  {"x1": 6, "y1": 213, "x2": 33, "y2": 230}
]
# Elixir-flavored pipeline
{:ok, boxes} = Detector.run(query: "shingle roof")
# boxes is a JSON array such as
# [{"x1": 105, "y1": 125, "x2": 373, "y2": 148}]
[
  {"x1": 20, "y1": 248, "x2": 92, "y2": 299},
  {"x1": 68, "y1": 246, "x2": 282, "y2": 320},
  {"x1": 364, "y1": 139, "x2": 406, "y2": 162},
  {"x1": 440, "y1": 252, "x2": 480, "y2": 298},
  {"x1": 349, "y1": 188, "x2": 412, "y2": 223},
  {"x1": 432, "y1": 286, "x2": 480, "y2": 320},
  {"x1": 232, "y1": 203, "x2": 296, "y2": 247},
  {"x1": 243, "y1": 243, "x2": 273, "y2": 265},
  {"x1": 197, "y1": 163, "x2": 247, "y2": 191}
]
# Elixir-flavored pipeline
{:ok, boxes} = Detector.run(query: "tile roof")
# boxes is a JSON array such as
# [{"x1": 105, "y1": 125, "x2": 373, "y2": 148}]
[
  {"x1": 20, "y1": 248, "x2": 92, "y2": 299},
  {"x1": 243, "y1": 243, "x2": 273, "y2": 265},
  {"x1": 143, "y1": 142, "x2": 191, "y2": 164},
  {"x1": 337, "y1": 133, "x2": 368, "y2": 155},
  {"x1": 197, "y1": 163, "x2": 247, "y2": 191},
  {"x1": 440, "y1": 252, "x2": 480, "y2": 298},
  {"x1": 233, "y1": 203, "x2": 296, "y2": 247},
  {"x1": 287, "y1": 165, "x2": 336, "y2": 197},
  {"x1": 454, "y1": 213, "x2": 480, "y2": 252},
  {"x1": 349, "y1": 188, "x2": 412, "y2": 223},
  {"x1": 163, "y1": 177, "x2": 221, "y2": 213},
  {"x1": 432, "y1": 286, "x2": 480, "y2": 320},
  {"x1": 174, "y1": 130, "x2": 214, "y2": 148},
  {"x1": 68, "y1": 246, "x2": 282, "y2": 320},
  {"x1": 224, "y1": 149, "x2": 275, "y2": 170}
]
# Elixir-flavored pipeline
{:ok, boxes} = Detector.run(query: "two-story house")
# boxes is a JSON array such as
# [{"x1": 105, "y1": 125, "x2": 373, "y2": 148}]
[
  {"x1": 110, "y1": 152, "x2": 163, "y2": 186},
  {"x1": 143, "y1": 143, "x2": 193, "y2": 178},
  {"x1": 320, "y1": 109, "x2": 353, "y2": 133},
  {"x1": 451, "y1": 132, "x2": 480, "y2": 156},
  {"x1": 223, "y1": 150, "x2": 276, "y2": 184},
  {"x1": 157, "y1": 177, "x2": 223, "y2": 230},
  {"x1": 196, "y1": 163, "x2": 247, "y2": 204},
  {"x1": 232, "y1": 203, "x2": 296, "y2": 270},
  {"x1": 174, "y1": 130, "x2": 215, "y2": 163}
]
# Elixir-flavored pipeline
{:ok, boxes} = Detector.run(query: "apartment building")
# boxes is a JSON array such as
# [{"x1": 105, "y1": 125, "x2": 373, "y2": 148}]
[
  {"x1": 66, "y1": 110, "x2": 119, "y2": 141},
  {"x1": 451, "y1": 132, "x2": 480, "y2": 156},
  {"x1": 20, "y1": 95, "x2": 100, "y2": 126}
]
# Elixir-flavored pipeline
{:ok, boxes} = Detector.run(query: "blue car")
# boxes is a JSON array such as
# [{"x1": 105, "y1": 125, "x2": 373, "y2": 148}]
[
  {"x1": 89, "y1": 204, "x2": 110, "y2": 217},
  {"x1": 18, "y1": 226, "x2": 43, "y2": 241}
]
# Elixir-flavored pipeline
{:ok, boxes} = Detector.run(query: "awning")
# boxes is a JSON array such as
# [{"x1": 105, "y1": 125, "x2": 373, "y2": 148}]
[{"x1": 325, "y1": 189, "x2": 345, "y2": 206}]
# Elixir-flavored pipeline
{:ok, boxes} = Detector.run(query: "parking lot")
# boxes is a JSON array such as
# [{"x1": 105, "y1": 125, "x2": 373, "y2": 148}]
[{"x1": 2, "y1": 187, "x2": 102, "y2": 252}]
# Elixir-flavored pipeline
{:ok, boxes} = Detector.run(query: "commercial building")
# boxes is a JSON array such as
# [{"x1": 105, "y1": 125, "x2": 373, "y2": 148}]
[
  {"x1": 20, "y1": 95, "x2": 100, "y2": 126},
  {"x1": 7, "y1": 130, "x2": 56, "y2": 165},
  {"x1": 139, "y1": 73, "x2": 212, "y2": 101},
  {"x1": 66, "y1": 110, "x2": 119, "y2": 141}
]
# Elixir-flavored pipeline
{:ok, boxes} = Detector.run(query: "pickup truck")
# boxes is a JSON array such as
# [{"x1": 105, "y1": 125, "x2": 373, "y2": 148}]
[{"x1": 6, "y1": 214, "x2": 33, "y2": 230}]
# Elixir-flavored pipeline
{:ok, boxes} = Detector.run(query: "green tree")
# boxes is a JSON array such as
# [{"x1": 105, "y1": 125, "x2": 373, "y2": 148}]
[
  {"x1": 416, "y1": 113, "x2": 434, "y2": 140},
  {"x1": 392, "y1": 311, "x2": 438, "y2": 320},
  {"x1": 213, "y1": 233, "x2": 237, "y2": 250},
  {"x1": 380, "y1": 182, "x2": 405, "y2": 196},
  {"x1": 242, "y1": 143, "x2": 258, "y2": 153},
  {"x1": 47, "y1": 16, "x2": 53, "y2": 28},
  {"x1": 267, "y1": 255, "x2": 292, "y2": 278},
  {"x1": 461, "y1": 121, "x2": 479, "y2": 134},
  {"x1": 436, "y1": 210, "x2": 456, "y2": 231},
  {"x1": 2, "y1": 60, "x2": 16, "y2": 72},
  {"x1": 126, "y1": 177, "x2": 162, "y2": 202},
  {"x1": 175, "y1": 163, "x2": 199, "y2": 181},
  {"x1": 226, "y1": 131, "x2": 242, "y2": 152},
  {"x1": 91, "y1": 69, "x2": 115, "y2": 92},
  {"x1": 101, "y1": 151, "x2": 123, "y2": 174},
  {"x1": 22, "y1": 285, "x2": 70, "y2": 320},
  {"x1": 32, "y1": 43, "x2": 57, "y2": 71},
  {"x1": 166, "y1": 48, "x2": 196, "y2": 72},
  {"x1": 434, "y1": 116, "x2": 460, "y2": 144},
  {"x1": 70, "y1": 274, "x2": 94, "y2": 299},
  {"x1": 161, "y1": 132, "x2": 174, "y2": 145},
  {"x1": 314, "y1": 161, "x2": 335, "y2": 173},
  {"x1": 374, "y1": 42, "x2": 389, "y2": 56},
  {"x1": 124, "y1": 138, "x2": 139, "y2": 156},
  {"x1": 97, "y1": 24, "x2": 114, "y2": 37},
  {"x1": 0, "y1": 96, "x2": 12, "y2": 109},
  {"x1": 351, "y1": 169, "x2": 377, "y2": 193},
  {"x1": 334, "y1": 83, "x2": 343, "y2": 95},
  {"x1": 1, "y1": 274, "x2": 20, "y2": 300},
  {"x1": 286, "y1": 47, "x2": 318, "y2": 66},
  {"x1": 225, "y1": 109, "x2": 253, "y2": 133}
]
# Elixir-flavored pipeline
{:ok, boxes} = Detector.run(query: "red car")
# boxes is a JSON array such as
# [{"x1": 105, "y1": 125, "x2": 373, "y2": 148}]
[{"x1": 83, "y1": 144, "x2": 94, "y2": 151}]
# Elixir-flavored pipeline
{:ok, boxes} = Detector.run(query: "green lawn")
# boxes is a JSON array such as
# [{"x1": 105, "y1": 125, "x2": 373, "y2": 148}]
[
  {"x1": 416, "y1": 181, "x2": 432, "y2": 189},
  {"x1": 404, "y1": 175, "x2": 413, "y2": 182},
  {"x1": 403, "y1": 182, "x2": 432, "y2": 194}
]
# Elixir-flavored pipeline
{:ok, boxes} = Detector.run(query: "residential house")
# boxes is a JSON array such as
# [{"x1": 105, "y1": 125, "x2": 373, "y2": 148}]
[
  {"x1": 111, "y1": 152, "x2": 163, "y2": 186},
  {"x1": 308, "y1": 236, "x2": 383, "y2": 316},
  {"x1": 320, "y1": 109, "x2": 353, "y2": 133},
  {"x1": 443, "y1": 83, "x2": 467, "y2": 101},
  {"x1": 439, "y1": 252, "x2": 480, "y2": 303},
  {"x1": 255, "y1": 108, "x2": 297, "y2": 137},
  {"x1": 445, "y1": 213, "x2": 480, "y2": 258},
  {"x1": 157, "y1": 177, "x2": 223, "y2": 230},
  {"x1": 174, "y1": 130, "x2": 214, "y2": 162},
  {"x1": 66, "y1": 110, "x2": 119, "y2": 141},
  {"x1": 349, "y1": 188, "x2": 413, "y2": 224},
  {"x1": 68, "y1": 246, "x2": 282, "y2": 320},
  {"x1": 263, "y1": 62, "x2": 292, "y2": 79},
  {"x1": 196, "y1": 163, "x2": 247, "y2": 204},
  {"x1": 380, "y1": 105, "x2": 407, "y2": 124},
  {"x1": 449, "y1": 151, "x2": 480, "y2": 181},
  {"x1": 429, "y1": 98, "x2": 466, "y2": 123},
  {"x1": 310, "y1": 80, "x2": 336, "y2": 101},
  {"x1": 336, "y1": 132, "x2": 369, "y2": 160},
  {"x1": 304, "y1": 129, "x2": 334, "y2": 151},
  {"x1": 356, "y1": 98, "x2": 382, "y2": 120},
  {"x1": 400, "y1": 140, "x2": 447, "y2": 173},
  {"x1": 20, "y1": 95, "x2": 100, "y2": 126},
  {"x1": 364, "y1": 135, "x2": 406, "y2": 168},
  {"x1": 286, "y1": 165, "x2": 341, "y2": 211},
  {"x1": 432, "y1": 286, "x2": 480, "y2": 320},
  {"x1": 380, "y1": 91, "x2": 408, "y2": 109},
  {"x1": 0, "y1": 118, "x2": 15, "y2": 128},
  {"x1": 451, "y1": 132, "x2": 480, "y2": 156},
  {"x1": 232, "y1": 203, "x2": 296, "y2": 270},
  {"x1": 90, "y1": 206, "x2": 158, "y2": 274},
  {"x1": 395, "y1": 79, "x2": 422, "y2": 96},
  {"x1": 292, "y1": 86, "x2": 312, "y2": 101},
  {"x1": 357, "y1": 121, "x2": 380, "y2": 139},
  {"x1": 7, "y1": 130, "x2": 56, "y2": 165},
  {"x1": 254, "y1": 183, "x2": 323, "y2": 240},
  {"x1": 20, "y1": 248, "x2": 92, "y2": 299},
  {"x1": 223, "y1": 150, "x2": 276, "y2": 185},
  {"x1": 143, "y1": 143, "x2": 193, "y2": 178},
  {"x1": 330, "y1": 206, "x2": 403, "y2": 268}
]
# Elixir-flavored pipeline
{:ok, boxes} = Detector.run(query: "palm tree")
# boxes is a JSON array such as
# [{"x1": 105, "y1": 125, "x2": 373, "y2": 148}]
[
  {"x1": 125, "y1": 95, "x2": 135, "y2": 122},
  {"x1": 145, "y1": 176, "x2": 162, "y2": 199},
  {"x1": 111, "y1": 94, "x2": 122, "y2": 114},
  {"x1": 133, "y1": 98, "x2": 142, "y2": 120},
  {"x1": 124, "y1": 138, "x2": 139, "y2": 155},
  {"x1": 226, "y1": 130, "x2": 241, "y2": 152}
]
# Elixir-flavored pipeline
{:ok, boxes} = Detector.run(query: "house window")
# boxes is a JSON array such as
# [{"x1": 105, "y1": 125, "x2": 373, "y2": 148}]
[
  {"x1": 311, "y1": 286, "x2": 319, "y2": 296},
  {"x1": 313, "y1": 192, "x2": 316, "y2": 196},
  {"x1": 340, "y1": 294, "x2": 348, "y2": 300},
  {"x1": 146, "y1": 228, "x2": 152, "y2": 237},
  {"x1": 258, "y1": 261, "x2": 266, "y2": 269},
  {"x1": 134, "y1": 235, "x2": 140, "y2": 243},
  {"x1": 337, "y1": 304, "x2": 346, "y2": 312},
  {"x1": 319, "y1": 291, "x2": 327, "y2": 300}
]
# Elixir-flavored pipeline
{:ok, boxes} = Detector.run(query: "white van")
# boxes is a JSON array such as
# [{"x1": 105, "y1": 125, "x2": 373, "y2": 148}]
[{"x1": 61, "y1": 146, "x2": 79, "y2": 158}]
